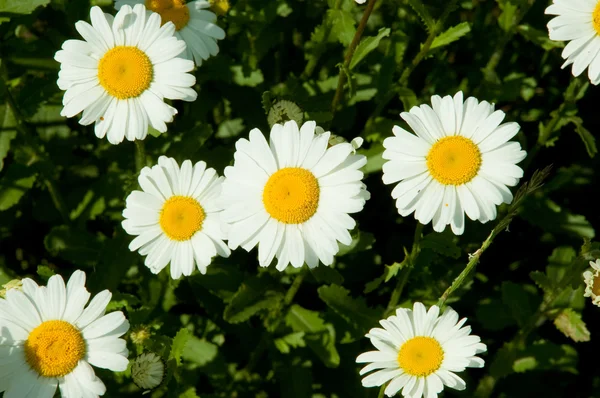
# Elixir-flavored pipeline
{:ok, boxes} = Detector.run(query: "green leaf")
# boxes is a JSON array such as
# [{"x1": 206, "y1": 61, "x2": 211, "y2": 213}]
[
  {"x1": 169, "y1": 328, "x2": 191, "y2": 367},
  {"x1": 501, "y1": 281, "x2": 536, "y2": 327},
  {"x1": 430, "y1": 22, "x2": 471, "y2": 50},
  {"x1": 406, "y1": 0, "x2": 434, "y2": 31},
  {"x1": 230, "y1": 66, "x2": 264, "y2": 87},
  {"x1": 513, "y1": 356, "x2": 537, "y2": 373},
  {"x1": 529, "y1": 271, "x2": 554, "y2": 294},
  {"x1": 350, "y1": 28, "x2": 391, "y2": 70},
  {"x1": 286, "y1": 304, "x2": 328, "y2": 333},
  {"x1": 304, "y1": 326, "x2": 340, "y2": 368},
  {"x1": 43, "y1": 225, "x2": 102, "y2": 267},
  {"x1": 0, "y1": 163, "x2": 37, "y2": 211},
  {"x1": 0, "y1": 104, "x2": 17, "y2": 172},
  {"x1": 36, "y1": 265, "x2": 55, "y2": 282},
  {"x1": 522, "y1": 197, "x2": 595, "y2": 239},
  {"x1": 106, "y1": 293, "x2": 141, "y2": 312},
  {"x1": 420, "y1": 231, "x2": 461, "y2": 259},
  {"x1": 309, "y1": 266, "x2": 344, "y2": 285},
  {"x1": 517, "y1": 24, "x2": 564, "y2": 50},
  {"x1": 328, "y1": 9, "x2": 356, "y2": 46},
  {"x1": 364, "y1": 262, "x2": 403, "y2": 294},
  {"x1": 498, "y1": 2, "x2": 518, "y2": 32},
  {"x1": 566, "y1": 116, "x2": 597, "y2": 158},
  {"x1": 0, "y1": 0, "x2": 50, "y2": 14},
  {"x1": 223, "y1": 275, "x2": 284, "y2": 323},
  {"x1": 274, "y1": 332, "x2": 306, "y2": 354},
  {"x1": 553, "y1": 309, "x2": 591, "y2": 342},
  {"x1": 182, "y1": 336, "x2": 219, "y2": 367},
  {"x1": 317, "y1": 284, "x2": 380, "y2": 335},
  {"x1": 337, "y1": 230, "x2": 375, "y2": 256}
]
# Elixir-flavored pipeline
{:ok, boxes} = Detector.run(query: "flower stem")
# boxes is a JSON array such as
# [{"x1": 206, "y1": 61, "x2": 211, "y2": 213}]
[
  {"x1": 134, "y1": 140, "x2": 146, "y2": 172},
  {"x1": 436, "y1": 166, "x2": 552, "y2": 307},
  {"x1": 330, "y1": 0, "x2": 378, "y2": 113},
  {"x1": 385, "y1": 222, "x2": 424, "y2": 316}
]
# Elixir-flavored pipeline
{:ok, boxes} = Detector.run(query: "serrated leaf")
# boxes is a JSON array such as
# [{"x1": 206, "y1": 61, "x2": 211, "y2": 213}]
[
  {"x1": 566, "y1": 116, "x2": 597, "y2": 158},
  {"x1": 274, "y1": 332, "x2": 306, "y2": 354},
  {"x1": 223, "y1": 275, "x2": 284, "y2": 323},
  {"x1": 0, "y1": 0, "x2": 50, "y2": 14},
  {"x1": 169, "y1": 328, "x2": 191, "y2": 366},
  {"x1": 286, "y1": 305, "x2": 339, "y2": 367},
  {"x1": 406, "y1": 0, "x2": 434, "y2": 30},
  {"x1": 286, "y1": 304, "x2": 328, "y2": 333},
  {"x1": 529, "y1": 271, "x2": 554, "y2": 293},
  {"x1": 350, "y1": 28, "x2": 390, "y2": 70},
  {"x1": 318, "y1": 284, "x2": 380, "y2": 334},
  {"x1": 498, "y1": 2, "x2": 518, "y2": 32},
  {"x1": 0, "y1": 163, "x2": 37, "y2": 211},
  {"x1": 421, "y1": 231, "x2": 460, "y2": 259},
  {"x1": 327, "y1": 9, "x2": 356, "y2": 46},
  {"x1": 553, "y1": 309, "x2": 591, "y2": 342},
  {"x1": 430, "y1": 22, "x2": 471, "y2": 51}
]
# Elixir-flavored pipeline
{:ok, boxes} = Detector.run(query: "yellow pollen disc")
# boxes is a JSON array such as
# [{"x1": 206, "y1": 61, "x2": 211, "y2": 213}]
[
  {"x1": 160, "y1": 196, "x2": 205, "y2": 241},
  {"x1": 262, "y1": 167, "x2": 320, "y2": 224},
  {"x1": 98, "y1": 46, "x2": 153, "y2": 99},
  {"x1": 426, "y1": 136, "x2": 481, "y2": 186},
  {"x1": 24, "y1": 320, "x2": 86, "y2": 378},
  {"x1": 145, "y1": 0, "x2": 190, "y2": 30},
  {"x1": 593, "y1": 1, "x2": 600, "y2": 35},
  {"x1": 397, "y1": 336, "x2": 444, "y2": 377},
  {"x1": 592, "y1": 273, "x2": 600, "y2": 296}
]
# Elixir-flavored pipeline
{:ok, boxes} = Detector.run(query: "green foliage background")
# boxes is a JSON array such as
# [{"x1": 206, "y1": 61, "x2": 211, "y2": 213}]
[{"x1": 1, "y1": 0, "x2": 600, "y2": 397}]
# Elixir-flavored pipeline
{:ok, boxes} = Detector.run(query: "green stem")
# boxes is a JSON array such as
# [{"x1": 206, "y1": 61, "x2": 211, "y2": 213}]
[
  {"x1": 377, "y1": 385, "x2": 386, "y2": 398},
  {"x1": 330, "y1": 0, "x2": 378, "y2": 113},
  {"x1": 385, "y1": 222, "x2": 424, "y2": 316},
  {"x1": 284, "y1": 267, "x2": 307, "y2": 305},
  {"x1": 134, "y1": 140, "x2": 146, "y2": 172},
  {"x1": 2, "y1": 73, "x2": 70, "y2": 224}
]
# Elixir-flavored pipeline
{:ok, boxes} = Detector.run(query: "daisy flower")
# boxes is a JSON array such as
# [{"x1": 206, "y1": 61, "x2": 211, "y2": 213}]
[
  {"x1": 583, "y1": 259, "x2": 600, "y2": 307},
  {"x1": 382, "y1": 91, "x2": 526, "y2": 235},
  {"x1": 55, "y1": 4, "x2": 197, "y2": 145},
  {"x1": 356, "y1": 303, "x2": 486, "y2": 398},
  {"x1": 221, "y1": 120, "x2": 370, "y2": 271},
  {"x1": 122, "y1": 156, "x2": 230, "y2": 279},
  {"x1": 545, "y1": 0, "x2": 600, "y2": 84},
  {"x1": 115, "y1": 0, "x2": 225, "y2": 66},
  {"x1": 131, "y1": 352, "x2": 165, "y2": 390},
  {"x1": 0, "y1": 270, "x2": 129, "y2": 397}
]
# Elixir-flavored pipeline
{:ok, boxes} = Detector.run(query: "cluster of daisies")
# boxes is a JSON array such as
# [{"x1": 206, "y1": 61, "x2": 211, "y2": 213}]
[{"x1": 2, "y1": 1, "x2": 599, "y2": 397}]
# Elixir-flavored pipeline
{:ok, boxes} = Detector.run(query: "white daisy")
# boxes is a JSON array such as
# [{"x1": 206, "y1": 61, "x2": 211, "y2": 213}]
[
  {"x1": 382, "y1": 91, "x2": 526, "y2": 235},
  {"x1": 122, "y1": 156, "x2": 230, "y2": 279},
  {"x1": 545, "y1": 0, "x2": 600, "y2": 84},
  {"x1": 0, "y1": 270, "x2": 129, "y2": 398},
  {"x1": 131, "y1": 352, "x2": 165, "y2": 390},
  {"x1": 115, "y1": 0, "x2": 225, "y2": 66},
  {"x1": 54, "y1": 4, "x2": 197, "y2": 145},
  {"x1": 356, "y1": 303, "x2": 486, "y2": 398},
  {"x1": 583, "y1": 259, "x2": 600, "y2": 306},
  {"x1": 221, "y1": 120, "x2": 370, "y2": 271}
]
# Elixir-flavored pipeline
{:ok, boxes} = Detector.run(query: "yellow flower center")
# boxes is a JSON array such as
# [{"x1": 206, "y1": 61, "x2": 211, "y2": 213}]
[
  {"x1": 145, "y1": 0, "x2": 190, "y2": 30},
  {"x1": 397, "y1": 336, "x2": 444, "y2": 377},
  {"x1": 262, "y1": 167, "x2": 320, "y2": 224},
  {"x1": 98, "y1": 46, "x2": 153, "y2": 99},
  {"x1": 593, "y1": 1, "x2": 600, "y2": 35},
  {"x1": 159, "y1": 196, "x2": 205, "y2": 241},
  {"x1": 24, "y1": 320, "x2": 86, "y2": 378},
  {"x1": 592, "y1": 273, "x2": 600, "y2": 296},
  {"x1": 426, "y1": 136, "x2": 481, "y2": 185}
]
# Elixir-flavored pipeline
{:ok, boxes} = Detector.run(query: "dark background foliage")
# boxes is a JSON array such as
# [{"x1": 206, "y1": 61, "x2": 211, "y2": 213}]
[{"x1": 1, "y1": 0, "x2": 600, "y2": 397}]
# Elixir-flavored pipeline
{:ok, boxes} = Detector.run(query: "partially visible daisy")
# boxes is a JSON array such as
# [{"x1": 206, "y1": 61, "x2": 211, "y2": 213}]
[
  {"x1": 356, "y1": 303, "x2": 486, "y2": 398},
  {"x1": 122, "y1": 156, "x2": 230, "y2": 279},
  {"x1": 0, "y1": 270, "x2": 129, "y2": 397},
  {"x1": 221, "y1": 120, "x2": 370, "y2": 271},
  {"x1": 131, "y1": 352, "x2": 165, "y2": 390},
  {"x1": 115, "y1": 0, "x2": 225, "y2": 66},
  {"x1": 545, "y1": 0, "x2": 600, "y2": 84},
  {"x1": 382, "y1": 91, "x2": 526, "y2": 235},
  {"x1": 355, "y1": 0, "x2": 367, "y2": 4},
  {"x1": 583, "y1": 259, "x2": 600, "y2": 306},
  {"x1": 55, "y1": 4, "x2": 197, "y2": 144}
]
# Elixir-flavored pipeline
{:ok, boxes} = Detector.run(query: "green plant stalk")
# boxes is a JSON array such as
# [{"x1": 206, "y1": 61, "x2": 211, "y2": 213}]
[
  {"x1": 385, "y1": 222, "x2": 424, "y2": 316},
  {"x1": 134, "y1": 140, "x2": 146, "y2": 172},
  {"x1": 436, "y1": 166, "x2": 552, "y2": 307},
  {"x1": 331, "y1": 0, "x2": 378, "y2": 113},
  {"x1": 2, "y1": 77, "x2": 70, "y2": 224}
]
